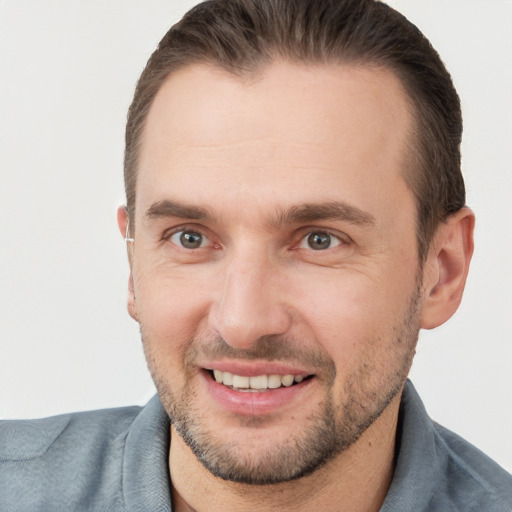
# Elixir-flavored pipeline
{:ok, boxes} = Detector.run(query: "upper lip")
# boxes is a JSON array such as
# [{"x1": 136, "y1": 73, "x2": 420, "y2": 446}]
[{"x1": 201, "y1": 360, "x2": 313, "y2": 377}]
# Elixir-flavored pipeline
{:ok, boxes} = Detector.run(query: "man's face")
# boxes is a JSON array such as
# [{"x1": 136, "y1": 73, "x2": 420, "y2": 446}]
[{"x1": 129, "y1": 62, "x2": 423, "y2": 483}]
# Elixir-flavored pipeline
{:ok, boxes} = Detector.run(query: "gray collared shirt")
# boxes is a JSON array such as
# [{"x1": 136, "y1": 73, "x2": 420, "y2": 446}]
[{"x1": 1, "y1": 381, "x2": 511, "y2": 511}]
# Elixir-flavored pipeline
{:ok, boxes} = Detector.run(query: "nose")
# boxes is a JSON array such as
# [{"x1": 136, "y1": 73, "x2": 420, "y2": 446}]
[{"x1": 208, "y1": 250, "x2": 292, "y2": 350}]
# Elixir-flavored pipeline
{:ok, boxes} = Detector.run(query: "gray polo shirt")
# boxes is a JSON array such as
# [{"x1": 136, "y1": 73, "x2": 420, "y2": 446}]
[{"x1": 1, "y1": 381, "x2": 511, "y2": 511}]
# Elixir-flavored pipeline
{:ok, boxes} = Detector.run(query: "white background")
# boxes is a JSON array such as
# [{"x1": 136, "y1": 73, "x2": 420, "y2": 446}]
[{"x1": 1, "y1": 1, "x2": 511, "y2": 473}]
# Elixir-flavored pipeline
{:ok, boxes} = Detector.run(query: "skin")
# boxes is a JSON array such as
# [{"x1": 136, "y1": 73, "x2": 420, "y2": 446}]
[{"x1": 118, "y1": 62, "x2": 474, "y2": 512}]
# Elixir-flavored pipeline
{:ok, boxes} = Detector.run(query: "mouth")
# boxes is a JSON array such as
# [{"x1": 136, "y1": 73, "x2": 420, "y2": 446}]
[
  {"x1": 206, "y1": 369, "x2": 313, "y2": 392},
  {"x1": 201, "y1": 365, "x2": 316, "y2": 415}
]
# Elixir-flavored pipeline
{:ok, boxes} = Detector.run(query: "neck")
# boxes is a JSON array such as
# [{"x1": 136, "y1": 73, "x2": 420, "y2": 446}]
[{"x1": 169, "y1": 393, "x2": 400, "y2": 512}]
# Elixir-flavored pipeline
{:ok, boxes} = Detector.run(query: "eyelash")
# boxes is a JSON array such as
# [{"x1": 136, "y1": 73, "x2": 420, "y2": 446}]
[
  {"x1": 295, "y1": 230, "x2": 349, "y2": 251},
  {"x1": 162, "y1": 225, "x2": 350, "y2": 253},
  {"x1": 162, "y1": 225, "x2": 216, "y2": 249}
]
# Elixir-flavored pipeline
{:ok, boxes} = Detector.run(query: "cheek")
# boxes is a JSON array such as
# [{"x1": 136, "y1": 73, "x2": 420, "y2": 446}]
[
  {"x1": 294, "y1": 267, "x2": 416, "y2": 365},
  {"x1": 133, "y1": 265, "x2": 213, "y2": 357}
]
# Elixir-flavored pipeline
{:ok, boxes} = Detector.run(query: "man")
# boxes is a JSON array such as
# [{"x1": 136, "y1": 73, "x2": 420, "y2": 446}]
[{"x1": 1, "y1": 0, "x2": 511, "y2": 510}]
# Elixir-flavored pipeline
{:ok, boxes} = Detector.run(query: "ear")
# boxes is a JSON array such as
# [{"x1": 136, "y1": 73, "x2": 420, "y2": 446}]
[
  {"x1": 117, "y1": 206, "x2": 139, "y2": 322},
  {"x1": 420, "y1": 207, "x2": 475, "y2": 330}
]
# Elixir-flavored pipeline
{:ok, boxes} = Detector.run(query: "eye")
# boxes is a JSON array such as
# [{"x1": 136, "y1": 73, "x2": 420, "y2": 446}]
[
  {"x1": 298, "y1": 231, "x2": 343, "y2": 251},
  {"x1": 169, "y1": 230, "x2": 210, "y2": 249}
]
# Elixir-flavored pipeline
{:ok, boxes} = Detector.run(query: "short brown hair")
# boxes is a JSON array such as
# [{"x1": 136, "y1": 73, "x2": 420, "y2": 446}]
[{"x1": 124, "y1": 0, "x2": 465, "y2": 260}]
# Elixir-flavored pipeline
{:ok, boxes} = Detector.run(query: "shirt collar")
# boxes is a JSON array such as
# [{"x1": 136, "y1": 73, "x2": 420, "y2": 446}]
[
  {"x1": 380, "y1": 380, "x2": 444, "y2": 511},
  {"x1": 123, "y1": 394, "x2": 172, "y2": 512}
]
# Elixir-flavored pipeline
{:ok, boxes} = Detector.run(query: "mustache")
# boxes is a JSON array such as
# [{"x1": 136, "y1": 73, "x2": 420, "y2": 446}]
[{"x1": 185, "y1": 334, "x2": 336, "y2": 376}]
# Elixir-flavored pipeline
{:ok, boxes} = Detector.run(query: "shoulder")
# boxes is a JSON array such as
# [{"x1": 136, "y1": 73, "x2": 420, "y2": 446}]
[
  {"x1": 0, "y1": 405, "x2": 142, "y2": 511},
  {"x1": 431, "y1": 422, "x2": 512, "y2": 511},
  {"x1": 0, "y1": 405, "x2": 141, "y2": 461},
  {"x1": 384, "y1": 381, "x2": 512, "y2": 512}
]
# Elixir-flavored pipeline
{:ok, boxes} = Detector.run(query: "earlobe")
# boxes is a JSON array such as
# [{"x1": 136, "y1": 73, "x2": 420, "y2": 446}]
[
  {"x1": 420, "y1": 207, "x2": 475, "y2": 330},
  {"x1": 117, "y1": 205, "x2": 139, "y2": 322},
  {"x1": 127, "y1": 272, "x2": 139, "y2": 322}
]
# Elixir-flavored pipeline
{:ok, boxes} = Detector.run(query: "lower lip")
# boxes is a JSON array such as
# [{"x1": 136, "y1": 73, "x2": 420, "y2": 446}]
[{"x1": 202, "y1": 371, "x2": 313, "y2": 416}]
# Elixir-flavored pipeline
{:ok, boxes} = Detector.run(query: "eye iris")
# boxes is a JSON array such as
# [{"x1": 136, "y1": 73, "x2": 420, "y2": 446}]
[
  {"x1": 307, "y1": 232, "x2": 331, "y2": 250},
  {"x1": 180, "y1": 231, "x2": 203, "y2": 248}
]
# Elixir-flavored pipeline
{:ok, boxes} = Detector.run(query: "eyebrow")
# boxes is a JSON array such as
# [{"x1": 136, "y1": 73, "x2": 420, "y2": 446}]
[
  {"x1": 145, "y1": 200, "x2": 213, "y2": 222},
  {"x1": 144, "y1": 199, "x2": 375, "y2": 227},
  {"x1": 275, "y1": 201, "x2": 376, "y2": 227}
]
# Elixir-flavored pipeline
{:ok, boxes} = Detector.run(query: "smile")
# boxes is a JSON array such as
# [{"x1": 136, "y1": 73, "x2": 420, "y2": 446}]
[
  {"x1": 201, "y1": 366, "x2": 315, "y2": 415},
  {"x1": 209, "y1": 370, "x2": 309, "y2": 391}
]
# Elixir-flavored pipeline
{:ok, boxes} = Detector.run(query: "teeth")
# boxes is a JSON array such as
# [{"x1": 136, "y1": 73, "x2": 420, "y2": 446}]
[
  {"x1": 281, "y1": 375, "x2": 294, "y2": 387},
  {"x1": 268, "y1": 375, "x2": 282, "y2": 389},
  {"x1": 232, "y1": 375, "x2": 250, "y2": 388},
  {"x1": 211, "y1": 370, "x2": 307, "y2": 390},
  {"x1": 250, "y1": 375, "x2": 268, "y2": 389}
]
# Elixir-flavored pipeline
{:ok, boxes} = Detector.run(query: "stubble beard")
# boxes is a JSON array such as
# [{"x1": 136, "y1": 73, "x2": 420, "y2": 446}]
[{"x1": 142, "y1": 281, "x2": 422, "y2": 485}]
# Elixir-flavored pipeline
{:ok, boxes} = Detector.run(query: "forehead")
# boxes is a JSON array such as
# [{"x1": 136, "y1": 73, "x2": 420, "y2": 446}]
[{"x1": 137, "y1": 61, "x2": 415, "y2": 224}]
